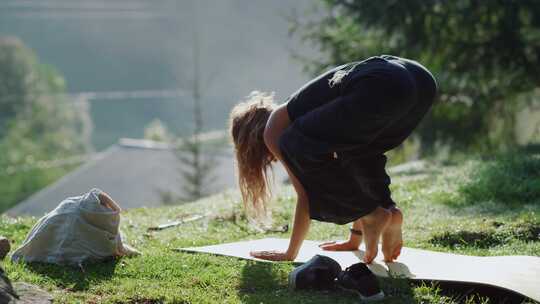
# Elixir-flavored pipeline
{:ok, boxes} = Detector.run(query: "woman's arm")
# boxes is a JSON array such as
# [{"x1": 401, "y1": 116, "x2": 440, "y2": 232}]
[
  {"x1": 283, "y1": 173, "x2": 311, "y2": 259},
  {"x1": 249, "y1": 103, "x2": 311, "y2": 261}
]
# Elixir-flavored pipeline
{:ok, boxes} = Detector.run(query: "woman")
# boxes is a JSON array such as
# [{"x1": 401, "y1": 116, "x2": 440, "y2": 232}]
[{"x1": 230, "y1": 55, "x2": 438, "y2": 263}]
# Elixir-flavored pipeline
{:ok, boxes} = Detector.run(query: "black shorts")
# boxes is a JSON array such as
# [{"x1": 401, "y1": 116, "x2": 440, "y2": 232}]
[{"x1": 279, "y1": 55, "x2": 438, "y2": 224}]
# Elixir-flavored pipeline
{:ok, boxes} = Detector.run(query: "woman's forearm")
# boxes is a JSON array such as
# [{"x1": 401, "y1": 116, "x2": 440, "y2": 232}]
[{"x1": 286, "y1": 195, "x2": 311, "y2": 259}]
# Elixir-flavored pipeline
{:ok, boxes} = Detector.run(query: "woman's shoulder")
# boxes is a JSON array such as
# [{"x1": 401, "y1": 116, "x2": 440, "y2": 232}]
[{"x1": 263, "y1": 103, "x2": 290, "y2": 154}]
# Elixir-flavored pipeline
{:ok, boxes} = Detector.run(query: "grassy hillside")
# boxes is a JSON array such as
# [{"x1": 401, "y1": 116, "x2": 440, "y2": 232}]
[{"x1": 1, "y1": 154, "x2": 539, "y2": 303}]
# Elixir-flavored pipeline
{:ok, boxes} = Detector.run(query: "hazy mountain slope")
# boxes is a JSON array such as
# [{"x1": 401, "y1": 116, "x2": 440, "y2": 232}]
[{"x1": 0, "y1": 0, "x2": 317, "y2": 149}]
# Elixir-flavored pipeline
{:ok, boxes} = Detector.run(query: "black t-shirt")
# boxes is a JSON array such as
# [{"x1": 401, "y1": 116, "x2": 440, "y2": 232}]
[
  {"x1": 285, "y1": 62, "x2": 354, "y2": 121},
  {"x1": 285, "y1": 55, "x2": 421, "y2": 122}
]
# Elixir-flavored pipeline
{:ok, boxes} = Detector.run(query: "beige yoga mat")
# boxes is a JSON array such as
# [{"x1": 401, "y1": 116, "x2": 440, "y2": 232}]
[{"x1": 180, "y1": 238, "x2": 540, "y2": 302}]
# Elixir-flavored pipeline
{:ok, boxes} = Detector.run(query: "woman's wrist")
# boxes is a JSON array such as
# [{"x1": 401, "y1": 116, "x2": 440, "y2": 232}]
[
  {"x1": 347, "y1": 237, "x2": 361, "y2": 248},
  {"x1": 285, "y1": 248, "x2": 298, "y2": 260},
  {"x1": 348, "y1": 228, "x2": 362, "y2": 247}
]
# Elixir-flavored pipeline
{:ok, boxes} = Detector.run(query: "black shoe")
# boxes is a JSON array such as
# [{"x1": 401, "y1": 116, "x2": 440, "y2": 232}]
[
  {"x1": 337, "y1": 263, "x2": 385, "y2": 301},
  {"x1": 288, "y1": 255, "x2": 342, "y2": 290}
]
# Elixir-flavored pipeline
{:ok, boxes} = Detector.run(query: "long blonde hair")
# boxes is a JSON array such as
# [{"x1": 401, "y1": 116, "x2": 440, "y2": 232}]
[{"x1": 229, "y1": 91, "x2": 276, "y2": 218}]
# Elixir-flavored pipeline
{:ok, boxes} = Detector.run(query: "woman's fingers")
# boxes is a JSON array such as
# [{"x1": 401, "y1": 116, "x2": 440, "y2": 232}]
[
  {"x1": 322, "y1": 246, "x2": 338, "y2": 251},
  {"x1": 320, "y1": 241, "x2": 359, "y2": 251},
  {"x1": 250, "y1": 250, "x2": 291, "y2": 261},
  {"x1": 318, "y1": 241, "x2": 337, "y2": 248},
  {"x1": 250, "y1": 250, "x2": 271, "y2": 258},
  {"x1": 320, "y1": 241, "x2": 346, "y2": 251}
]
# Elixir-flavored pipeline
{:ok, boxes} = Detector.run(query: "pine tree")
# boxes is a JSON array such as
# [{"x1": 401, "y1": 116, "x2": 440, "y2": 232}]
[{"x1": 175, "y1": 6, "x2": 218, "y2": 201}]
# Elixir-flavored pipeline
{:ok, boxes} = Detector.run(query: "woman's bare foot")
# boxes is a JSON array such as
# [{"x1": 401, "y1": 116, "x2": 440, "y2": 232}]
[
  {"x1": 360, "y1": 207, "x2": 391, "y2": 264},
  {"x1": 382, "y1": 206, "x2": 403, "y2": 262}
]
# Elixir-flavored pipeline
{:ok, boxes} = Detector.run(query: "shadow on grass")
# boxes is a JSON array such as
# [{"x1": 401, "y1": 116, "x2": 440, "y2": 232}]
[
  {"x1": 411, "y1": 280, "x2": 530, "y2": 304},
  {"x1": 520, "y1": 143, "x2": 540, "y2": 154},
  {"x1": 238, "y1": 261, "x2": 293, "y2": 304},
  {"x1": 429, "y1": 219, "x2": 540, "y2": 249},
  {"x1": 26, "y1": 257, "x2": 118, "y2": 291}
]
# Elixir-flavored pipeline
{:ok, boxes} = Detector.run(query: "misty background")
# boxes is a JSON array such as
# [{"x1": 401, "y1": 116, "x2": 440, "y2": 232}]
[{"x1": 0, "y1": 0, "x2": 315, "y2": 150}]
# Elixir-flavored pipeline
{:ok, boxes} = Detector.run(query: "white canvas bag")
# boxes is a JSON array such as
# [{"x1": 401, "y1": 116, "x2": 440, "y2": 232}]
[{"x1": 11, "y1": 188, "x2": 139, "y2": 266}]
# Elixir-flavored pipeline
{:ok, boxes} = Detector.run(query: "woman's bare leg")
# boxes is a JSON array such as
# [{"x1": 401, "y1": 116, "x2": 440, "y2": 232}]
[{"x1": 360, "y1": 207, "x2": 391, "y2": 263}]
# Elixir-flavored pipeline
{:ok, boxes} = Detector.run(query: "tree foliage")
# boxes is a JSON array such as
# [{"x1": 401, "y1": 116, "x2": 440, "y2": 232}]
[
  {"x1": 176, "y1": 135, "x2": 217, "y2": 202},
  {"x1": 0, "y1": 37, "x2": 91, "y2": 211},
  {"x1": 294, "y1": 0, "x2": 540, "y2": 153}
]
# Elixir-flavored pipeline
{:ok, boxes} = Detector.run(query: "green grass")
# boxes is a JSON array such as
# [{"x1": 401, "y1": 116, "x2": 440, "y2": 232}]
[{"x1": 1, "y1": 154, "x2": 539, "y2": 303}]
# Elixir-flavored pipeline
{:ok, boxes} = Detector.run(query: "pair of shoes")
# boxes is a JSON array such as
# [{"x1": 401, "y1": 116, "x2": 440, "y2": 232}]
[
  {"x1": 337, "y1": 263, "x2": 385, "y2": 301},
  {"x1": 288, "y1": 255, "x2": 341, "y2": 290},
  {"x1": 288, "y1": 255, "x2": 384, "y2": 301}
]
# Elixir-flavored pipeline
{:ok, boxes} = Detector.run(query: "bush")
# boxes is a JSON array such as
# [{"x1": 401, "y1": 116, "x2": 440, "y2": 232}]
[
  {"x1": 0, "y1": 37, "x2": 91, "y2": 211},
  {"x1": 459, "y1": 153, "x2": 540, "y2": 205}
]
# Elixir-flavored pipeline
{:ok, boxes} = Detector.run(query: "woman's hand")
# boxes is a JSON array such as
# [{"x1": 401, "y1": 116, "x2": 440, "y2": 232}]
[
  {"x1": 250, "y1": 250, "x2": 295, "y2": 261},
  {"x1": 319, "y1": 240, "x2": 360, "y2": 251}
]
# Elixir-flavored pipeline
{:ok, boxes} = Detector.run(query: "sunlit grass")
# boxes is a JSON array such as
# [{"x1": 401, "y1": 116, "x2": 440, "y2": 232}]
[{"x1": 1, "y1": 154, "x2": 539, "y2": 303}]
